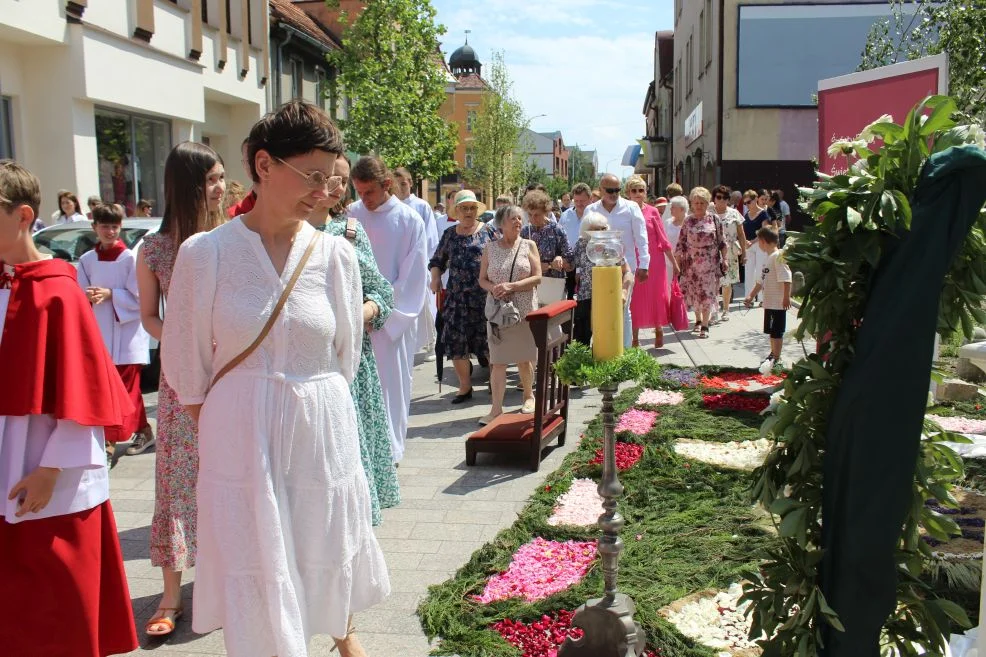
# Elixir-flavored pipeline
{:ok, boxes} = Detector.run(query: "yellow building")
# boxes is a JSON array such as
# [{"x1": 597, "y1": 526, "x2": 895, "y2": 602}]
[{"x1": 431, "y1": 38, "x2": 490, "y2": 206}]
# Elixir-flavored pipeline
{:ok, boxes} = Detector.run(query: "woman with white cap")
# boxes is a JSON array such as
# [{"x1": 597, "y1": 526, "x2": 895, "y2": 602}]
[{"x1": 429, "y1": 190, "x2": 499, "y2": 404}]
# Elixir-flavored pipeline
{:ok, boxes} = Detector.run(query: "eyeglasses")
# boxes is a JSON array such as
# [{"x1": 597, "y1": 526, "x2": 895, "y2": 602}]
[
  {"x1": 629, "y1": 188, "x2": 646, "y2": 193},
  {"x1": 713, "y1": 194, "x2": 729, "y2": 200},
  {"x1": 602, "y1": 186, "x2": 621, "y2": 195},
  {"x1": 276, "y1": 157, "x2": 343, "y2": 192}
]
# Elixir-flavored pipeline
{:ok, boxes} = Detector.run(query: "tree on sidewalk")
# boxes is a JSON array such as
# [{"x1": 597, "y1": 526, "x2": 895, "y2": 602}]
[
  {"x1": 326, "y1": 0, "x2": 457, "y2": 182},
  {"x1": 860, "y1": 1, "x2": 986, "y2": 121},
  {"x1": 463, "y1": 51, "x2": 529, "y2": 200}
]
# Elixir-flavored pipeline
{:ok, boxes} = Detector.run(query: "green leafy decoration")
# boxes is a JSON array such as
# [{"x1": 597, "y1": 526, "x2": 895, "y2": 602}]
[
  {"x1": 553, "y1": 342, "x2": 662, "y2": 389},
  {"x1": 745, "y1": 97, "x2": 986, "y2": 656}
]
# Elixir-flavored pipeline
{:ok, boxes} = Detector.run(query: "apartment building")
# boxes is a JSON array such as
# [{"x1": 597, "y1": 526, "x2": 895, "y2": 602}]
[{"x1": 0, "y1": 0, "x2": 269, "y2": 218}]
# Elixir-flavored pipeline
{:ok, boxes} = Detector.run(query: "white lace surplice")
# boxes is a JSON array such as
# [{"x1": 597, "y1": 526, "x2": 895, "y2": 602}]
[{"x1": 161, "y1": 219, "x2": 390, "y2": 657}]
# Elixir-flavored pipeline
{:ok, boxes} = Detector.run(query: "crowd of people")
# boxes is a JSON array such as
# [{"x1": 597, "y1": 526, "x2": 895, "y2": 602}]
[{"x1": 0, "y1": 97, "x2": 794, "y2": 657}]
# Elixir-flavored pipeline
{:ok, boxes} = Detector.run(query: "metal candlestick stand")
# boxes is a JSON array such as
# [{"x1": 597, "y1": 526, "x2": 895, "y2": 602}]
[{"x1": 558, "y1": 383, "x2": 645, "y2": 657}]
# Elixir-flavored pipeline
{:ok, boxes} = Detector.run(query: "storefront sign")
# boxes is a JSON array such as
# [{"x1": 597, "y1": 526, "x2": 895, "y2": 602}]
[{"x1": 684, "y1": 102, "x2": 703, "y2": 145}]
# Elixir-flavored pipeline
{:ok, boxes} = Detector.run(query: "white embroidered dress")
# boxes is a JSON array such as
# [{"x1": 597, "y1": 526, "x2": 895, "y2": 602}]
[{"x1": 161, "y1": 219, "x2": 390, "y2": 656}]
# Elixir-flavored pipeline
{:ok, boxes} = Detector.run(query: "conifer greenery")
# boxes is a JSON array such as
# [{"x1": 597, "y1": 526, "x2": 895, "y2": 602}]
[{"x1": 325, "y1": 0, "x2": 457, "y2": 181}]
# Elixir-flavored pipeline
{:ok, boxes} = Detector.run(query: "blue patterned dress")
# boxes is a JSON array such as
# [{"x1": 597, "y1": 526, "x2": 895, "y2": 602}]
[
  {"x1": 318, "y1": 217, "x2": 400, "y2": 525},
  {"x1": 429, "y1": 222, "x2": 499, "y2": 360}
]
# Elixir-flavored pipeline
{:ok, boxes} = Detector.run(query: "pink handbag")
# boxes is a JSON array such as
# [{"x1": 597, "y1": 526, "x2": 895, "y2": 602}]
[{"x1": 670, "y1": 280, "x2": 689, "y2": 331}]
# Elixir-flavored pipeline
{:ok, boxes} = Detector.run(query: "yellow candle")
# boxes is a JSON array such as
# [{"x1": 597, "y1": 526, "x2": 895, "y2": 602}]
[{"x1": 591, "y1": 265, "x2": 624, "y2": 361}]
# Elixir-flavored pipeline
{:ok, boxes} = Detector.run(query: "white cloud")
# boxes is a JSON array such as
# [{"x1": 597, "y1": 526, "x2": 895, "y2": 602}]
[{"x1": 433, "y1": 0, "x2": 674, "y2": 176}]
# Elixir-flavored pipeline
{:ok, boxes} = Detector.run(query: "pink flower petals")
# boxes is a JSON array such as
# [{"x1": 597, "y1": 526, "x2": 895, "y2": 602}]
[
  {"x1": 547, "y1": 478, "x2": 604, "y2": 527},
  {"x1": 615, "y1": 409, "x2": 658, "y2": 435},
  {"x1": 474, "y1": 538, "x2": 597, "y2": 604},
  {"x1": 928, "y1": 414, "x2": 986, "y2": 435},
  {"x1": 637, "y1": 389, "x2": 686, "y2": 406},
  {"x1": 590, "y1": 442, "x2": 645, "y2": 470}
]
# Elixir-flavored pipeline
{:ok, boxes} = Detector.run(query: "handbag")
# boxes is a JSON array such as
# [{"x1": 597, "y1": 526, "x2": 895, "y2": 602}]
[
  {"x1": 670, "y1": 279, "x2": 689, "y2": 331},
  {"x1": 209, "y1": 230, "x2": 321, "y2": 391},
  {"x1": 485, "y1": 239, "x2": 524, "y2": 342}
]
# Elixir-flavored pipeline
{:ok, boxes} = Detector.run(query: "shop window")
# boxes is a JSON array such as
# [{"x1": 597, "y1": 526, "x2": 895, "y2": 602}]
[
  {"x1": 95, "y1": 108, "x2": 171, "y2": 216},
  {"x1": 0, "y1": 96, "x2": 12, "y2": 159}
]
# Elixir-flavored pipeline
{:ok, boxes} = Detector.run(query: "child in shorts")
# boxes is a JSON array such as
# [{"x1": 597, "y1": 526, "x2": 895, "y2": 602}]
[{"x1": 744, "y1": 226, "x2": 791, "y2": 369}]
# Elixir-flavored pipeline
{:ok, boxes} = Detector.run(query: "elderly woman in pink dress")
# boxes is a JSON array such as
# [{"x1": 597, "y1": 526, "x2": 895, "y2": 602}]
[
  {"x1": 625, "y1": 176, "x2": 678, "y2": 348},
  {"x1": 675, "y1": 186, "x2": 727, "y2": 339}
]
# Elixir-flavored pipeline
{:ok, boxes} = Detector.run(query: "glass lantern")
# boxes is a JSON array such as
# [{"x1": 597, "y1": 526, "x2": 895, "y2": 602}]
[{"x1": 586, "y1": 230, "x2": 625, "y2": 266}]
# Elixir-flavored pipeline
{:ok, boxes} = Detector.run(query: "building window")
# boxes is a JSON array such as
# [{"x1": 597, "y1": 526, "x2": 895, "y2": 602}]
[
  {"x1": 686, "y1": 36, "x2": 693, "y2": 97},
  {"x1": 705, "y1": 0, "x2": 713, "y2": 67},
  {"x1": 0, "y1": 96, "x2": 12, "y2": 159},
  {"x1": 674, "y1": 59, "x2": 681, "y2": 113},
  {"x1": 466, "y1": 109, "x2": 478, "y2": 133},
  {"x1": 465, "y1": 146, "x2": 474, "y2": 170},
  {"x1": 698, "y1": 9, "x2": 705, "y2": 78},
  {"x1": 291, "y1": 59, "x2": 303, "y2": 99},
  {"x1": 315, "y1": 69, "x2": 327, "y2": 110},
  {"x1": 201, "y1": 0, "x2": 209, "y2": 24},
  {"x1": 225, "y1": 0, "x2": 232, "y2": 34},
  {"x1": 95, "y1": 107, "x2": 171, "y2": 216}
]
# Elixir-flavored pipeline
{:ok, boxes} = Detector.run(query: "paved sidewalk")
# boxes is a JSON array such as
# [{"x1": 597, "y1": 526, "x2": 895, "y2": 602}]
[{"x1": 115, "y1": 296, "x2": 801, "y2": 656}]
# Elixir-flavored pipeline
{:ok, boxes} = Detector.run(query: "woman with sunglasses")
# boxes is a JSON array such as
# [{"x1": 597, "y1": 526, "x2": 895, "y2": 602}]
[
  {"x1": 711, "y1": 184, "x2": 747, "y2": 321},
  {"x1": 624, "y1": 175, "x2": 678, "y2": 348},
  {"x1": 161, "y1": 101, "x2": 389, "y2": 657},
  {"x1": 306, "y1": 155, "x2": 400, "y2": 529},
  {"x1": 743, "y1": 189, "x2": 770, "y2": 304}
]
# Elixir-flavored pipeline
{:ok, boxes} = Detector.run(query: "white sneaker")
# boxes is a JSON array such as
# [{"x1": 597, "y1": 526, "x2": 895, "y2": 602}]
[
  {"x1": 424, "y1": 352, "x2": 437, "y2": 362},
  {"x1": 721, "y1": 310, "x2": 730, "y2": 322}
]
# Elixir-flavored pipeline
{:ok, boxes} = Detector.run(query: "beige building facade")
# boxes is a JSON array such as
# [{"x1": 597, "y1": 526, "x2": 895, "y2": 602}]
[{"x1": 671, "y1": 0, "x2": 912, "y2": 221}]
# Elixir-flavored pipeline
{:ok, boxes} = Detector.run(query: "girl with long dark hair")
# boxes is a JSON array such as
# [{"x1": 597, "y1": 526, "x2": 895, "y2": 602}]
[{"x1": 135, "y1": 141, "x2": 226, "y2": 637}]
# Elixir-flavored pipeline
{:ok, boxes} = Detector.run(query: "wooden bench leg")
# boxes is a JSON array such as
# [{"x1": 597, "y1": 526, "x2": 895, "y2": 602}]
[{"x1": 466, "y1": 443, "x2": 477, "y2": 466}]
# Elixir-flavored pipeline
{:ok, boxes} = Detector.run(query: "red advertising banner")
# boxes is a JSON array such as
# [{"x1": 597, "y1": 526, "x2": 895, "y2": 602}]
[{"x1": 817, "y1": 54, "x2": 948, "y2": 175}]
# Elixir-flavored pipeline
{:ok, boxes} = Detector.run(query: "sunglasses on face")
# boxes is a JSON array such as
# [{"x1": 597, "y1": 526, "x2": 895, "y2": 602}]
[
  {"x1": 602, "y1": 187, "x2": 621, "y2": 194},
  {"x1": 714, "y1": 194, "x2": 728, "y2": 200},
  {"x1": 276, "y1": 157, "x2": 343, "y2": 191}
]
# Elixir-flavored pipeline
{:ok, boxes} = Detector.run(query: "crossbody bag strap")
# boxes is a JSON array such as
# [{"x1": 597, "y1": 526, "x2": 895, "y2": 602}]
[
  {"x1": 210, "y1": 230, "x2": 321, "y2": 389},
  {"x1": 344, "y1": 217, "x2": 358, "y2": 241},
  {"x1": 507, "y1": 239, "x2": 522, "y2": 283}
]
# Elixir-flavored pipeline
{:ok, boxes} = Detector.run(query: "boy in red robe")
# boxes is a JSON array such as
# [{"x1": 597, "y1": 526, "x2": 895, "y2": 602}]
[{"x1": 0, "y1": 159, "x2": 138, "y2": 656}]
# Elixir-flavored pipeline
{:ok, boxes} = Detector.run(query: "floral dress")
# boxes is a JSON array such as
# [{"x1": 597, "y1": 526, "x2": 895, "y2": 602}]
[
  {"x1": 142, "y1": 231, "x2": 197, "y2": 570},
  {"x1": 674, "y1": 213, "x2": 726, "y2": 312},
  {"x1": 319, "y1": 217, "x2": 399, "y2": 526},
  {"x1": 429, "y1": 223, "x2": 499, "y2": 360},
  {"x1": 715, "y1": 207, "x2": 744, "y2": 286},
  {"x1": 521, "y1": 221, "x2": 573, "y2": 279}
]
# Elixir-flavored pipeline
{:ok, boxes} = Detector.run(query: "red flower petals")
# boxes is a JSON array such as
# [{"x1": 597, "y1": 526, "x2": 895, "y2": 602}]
[
  {"x1": 702, "y1": 393, "x2": 770, "y2": 413},
  {"x1": 699, "y1": 371, "x2": 786, "y2": 390},
  {"x1": 590, "y1": 442, "x2": 644, "y2": 470},
  {"x1": 492, "y1": 610, "x2": 660, "y2": 657}
]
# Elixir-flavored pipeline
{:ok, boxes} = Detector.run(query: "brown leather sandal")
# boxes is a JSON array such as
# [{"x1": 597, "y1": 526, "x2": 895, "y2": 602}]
[{"x1": 330, "y1": 620, "x2": 358, "y2": 653}]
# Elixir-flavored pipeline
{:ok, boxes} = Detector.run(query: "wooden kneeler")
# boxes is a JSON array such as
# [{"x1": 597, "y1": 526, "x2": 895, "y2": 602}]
[{"x1": 466, "y1": 300, "x2": 576, "y2": 471}]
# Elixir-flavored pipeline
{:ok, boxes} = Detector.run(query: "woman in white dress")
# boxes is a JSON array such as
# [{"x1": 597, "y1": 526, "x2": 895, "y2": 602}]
[
  {"x1": 710, "y1": 185, "x2": 747, "y2": 321},
  {"x1": 663, "y1": 195, "x2": 688, "y2": 284},
  {"x1": 161, "y1": 101, "x2": 389, "y2": 657}
]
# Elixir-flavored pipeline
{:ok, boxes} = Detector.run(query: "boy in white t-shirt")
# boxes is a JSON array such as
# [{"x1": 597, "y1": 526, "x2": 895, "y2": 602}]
[{"x1": 744, "y1": 226, "x2": 791, "y2": 369}]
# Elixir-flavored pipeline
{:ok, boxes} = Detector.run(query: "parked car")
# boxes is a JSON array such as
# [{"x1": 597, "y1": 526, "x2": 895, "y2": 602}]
[
  {"x1": 33, "y1": 218, "x2": 161, "y2": 264},
  {"x1": 34, "y1": 218, "x2": 164, "y2": 391}
]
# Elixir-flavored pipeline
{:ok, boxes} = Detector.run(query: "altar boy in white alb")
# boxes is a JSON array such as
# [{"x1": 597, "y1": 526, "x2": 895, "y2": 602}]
[
  {"x1": 77, "y1": 203, "x2": 153, "y2": 452},
  {"x1": 349, "y1": 156, "x2": 427, "y2": 463},
  {"x1": 394, "y1": 167, "x2": 440, "y2": 359}
]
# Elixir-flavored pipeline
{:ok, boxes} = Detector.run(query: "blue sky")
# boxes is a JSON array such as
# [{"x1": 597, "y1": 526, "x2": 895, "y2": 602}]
[{"x1": 430, "y1": 0, "x2": 674, "y2": 177}]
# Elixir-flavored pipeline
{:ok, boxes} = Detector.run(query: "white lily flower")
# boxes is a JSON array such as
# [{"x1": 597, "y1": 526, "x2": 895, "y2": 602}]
[
  {"x1": 968, "y1": 125, "x2": 986, "y2": 149},
  {"x1": 858, "y1": 114, "x2": 894, "y2": 141},
  {"x1": 827, "y1": 139, "x2": 855, "y2": 159}
]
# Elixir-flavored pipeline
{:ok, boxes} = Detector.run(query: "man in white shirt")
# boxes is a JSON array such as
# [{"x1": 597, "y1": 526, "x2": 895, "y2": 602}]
[
  {"x1": 394, "y1": 167, "x2": 440, "y2": 362},
  {"x1": 586, "y1": 173, "x2": 649, "y2": 348},
  {"x1": 349, "y1": 157, "x2": 428, "y2": 463},
  {"x1": 559, "y1": 183, "x2": 591, "y2": 299}
]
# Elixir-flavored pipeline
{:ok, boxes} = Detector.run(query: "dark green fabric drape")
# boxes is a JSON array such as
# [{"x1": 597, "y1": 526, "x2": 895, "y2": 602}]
[{"x1": 820, "y1": 146, "x2": 986, "y2": 656}]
